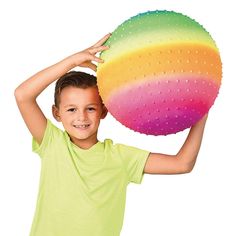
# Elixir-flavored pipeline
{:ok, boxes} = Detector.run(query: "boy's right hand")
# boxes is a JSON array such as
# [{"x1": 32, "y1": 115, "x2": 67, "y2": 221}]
[{"x1": 69, "y1": 33, "x2": 111, "y2": 71}]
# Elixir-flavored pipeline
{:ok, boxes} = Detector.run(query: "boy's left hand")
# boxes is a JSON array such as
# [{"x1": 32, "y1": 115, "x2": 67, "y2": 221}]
[{"x1": 144, "y1": 113, "x2": 209, "y2": 175}]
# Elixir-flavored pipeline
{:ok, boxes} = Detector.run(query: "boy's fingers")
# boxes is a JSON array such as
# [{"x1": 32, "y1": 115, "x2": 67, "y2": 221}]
[
  {"x1": 95, "y1": 58, "x2": 104, "y2": 63},
  {"x1": 93, "y1": 33, "x2": 112, "y2": 47},
  {"x1": 91, "y1": 55, "x2": 104, "y2": 63},
  {"x1": 87, "y1": 62, "x2": 97, "y2": 72},
  {"x1": 89, "y1": 45, "x2": 109, "y2": 54}
]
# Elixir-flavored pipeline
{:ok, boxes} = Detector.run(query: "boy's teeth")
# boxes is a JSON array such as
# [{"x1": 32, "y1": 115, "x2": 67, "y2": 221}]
[{"x1": 74, "y1": 125, "x2": 89, "y2": 128}]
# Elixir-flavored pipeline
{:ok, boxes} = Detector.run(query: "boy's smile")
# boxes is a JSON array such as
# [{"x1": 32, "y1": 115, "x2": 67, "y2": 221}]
[{"x1": 52, "y1": 86, "x2": 107, "y2": 149}]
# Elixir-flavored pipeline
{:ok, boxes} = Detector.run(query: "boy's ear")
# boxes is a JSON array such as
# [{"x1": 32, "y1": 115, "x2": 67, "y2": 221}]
[
  {"x1": 101, "y1": 105, "x2": 108, "y2": 119},
  {"x1": 52, "y1": 105, "x2": 61, "y2": 122}
]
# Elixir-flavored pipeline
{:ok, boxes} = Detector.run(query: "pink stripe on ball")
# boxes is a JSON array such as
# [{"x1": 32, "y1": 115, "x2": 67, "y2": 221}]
[{"x1": 107, "y1": 76, "x2": 219, "y2": 135}]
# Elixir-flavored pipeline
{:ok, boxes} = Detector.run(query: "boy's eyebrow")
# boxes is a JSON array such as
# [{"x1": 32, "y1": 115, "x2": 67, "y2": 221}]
[{"x1": 64, "y1": 103, "x2": 99, "y2": 108}]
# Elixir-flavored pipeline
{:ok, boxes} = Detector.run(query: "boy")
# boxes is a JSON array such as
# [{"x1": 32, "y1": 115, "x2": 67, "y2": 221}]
[{"x1": 15, "y1": 34, "x2": 208, "y2": 236}]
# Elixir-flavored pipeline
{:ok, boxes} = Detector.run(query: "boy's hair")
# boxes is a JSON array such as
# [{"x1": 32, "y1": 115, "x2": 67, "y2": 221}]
[{"x1": 54, "y1": 71, "x2": 97, "y2": 107}]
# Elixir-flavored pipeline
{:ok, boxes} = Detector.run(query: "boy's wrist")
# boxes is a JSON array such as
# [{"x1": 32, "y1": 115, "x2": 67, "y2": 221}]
[{"x1": 62, "y1": 55, "x2": 79, "y2": 71}]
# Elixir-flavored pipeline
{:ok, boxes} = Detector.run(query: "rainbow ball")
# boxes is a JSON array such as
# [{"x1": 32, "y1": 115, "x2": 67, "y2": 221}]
[{"x1": 97, "y1": 10, "x2": 222, "y2": 135}]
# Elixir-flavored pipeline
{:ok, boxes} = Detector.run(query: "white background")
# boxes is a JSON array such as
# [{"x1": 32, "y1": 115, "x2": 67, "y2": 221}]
[{"x1": 1, "y1": 0, "x2": 236, "y2": 235}]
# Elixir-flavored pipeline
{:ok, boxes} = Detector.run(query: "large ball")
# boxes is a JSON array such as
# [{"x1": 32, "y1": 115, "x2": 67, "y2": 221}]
[{"x1": 97, "y1": 10, "x2": 222, "y2": 135}]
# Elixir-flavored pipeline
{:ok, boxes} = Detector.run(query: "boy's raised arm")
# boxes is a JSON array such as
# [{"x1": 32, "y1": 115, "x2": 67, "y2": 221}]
[
  {"x1": 14, "y1": 34, "x2": 110, "y2": 145},
  {"x1": 144, "y1": 114, "x2": 208, "y2": 174}
]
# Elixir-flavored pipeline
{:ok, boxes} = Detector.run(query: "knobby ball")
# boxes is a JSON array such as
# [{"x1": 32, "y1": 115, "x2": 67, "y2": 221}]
[{"x1": 97, "y1": 10, "x2": 222, "y2": 135}]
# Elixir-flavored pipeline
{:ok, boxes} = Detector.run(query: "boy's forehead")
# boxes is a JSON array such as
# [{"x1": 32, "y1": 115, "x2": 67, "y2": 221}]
[{"x1": 59, "y1": 86, "x2": 102, "y2": 105}]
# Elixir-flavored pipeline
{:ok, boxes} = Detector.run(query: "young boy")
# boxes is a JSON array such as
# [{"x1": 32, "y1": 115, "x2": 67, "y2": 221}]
[{"x1": 15, "y1": 34, "x2": 208, "y2": 236}]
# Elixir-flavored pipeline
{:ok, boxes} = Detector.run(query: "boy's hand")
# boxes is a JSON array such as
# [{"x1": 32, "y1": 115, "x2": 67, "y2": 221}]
[{"x1": 70, "y1": 33, "x2": 111, "y2": 71}]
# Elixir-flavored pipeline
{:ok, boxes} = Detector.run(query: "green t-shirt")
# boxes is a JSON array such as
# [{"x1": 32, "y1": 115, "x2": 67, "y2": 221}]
[{"x1": 30, "y1": 119, "x2": 150, "y2": 236}]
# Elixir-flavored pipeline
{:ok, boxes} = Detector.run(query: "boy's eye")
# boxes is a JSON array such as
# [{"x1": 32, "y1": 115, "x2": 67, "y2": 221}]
[
  {"x1": 67, "y1": 108, "x2": 76, "y2": 112},
  {"x1": 87, "y1": 107, "x2": 95, "y2": 112}
]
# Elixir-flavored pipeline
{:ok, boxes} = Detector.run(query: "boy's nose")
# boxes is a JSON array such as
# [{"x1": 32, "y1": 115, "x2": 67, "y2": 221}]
[{"x1": 77, "y1": 111, "x2": 87, "y2": 121}]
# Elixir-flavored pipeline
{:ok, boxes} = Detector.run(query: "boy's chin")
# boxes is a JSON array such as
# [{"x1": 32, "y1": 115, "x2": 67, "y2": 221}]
[{"x1": 69, "y1": 131, "x2": 98, "y2": 143}]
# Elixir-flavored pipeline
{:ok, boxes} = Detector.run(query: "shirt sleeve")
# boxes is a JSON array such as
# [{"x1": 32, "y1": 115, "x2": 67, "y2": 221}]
[
  {"x1": 32, "y1": 119, "x2": 61, "y2": 158},
  {"x1": 116, "y1": 143, "x2": 150, "y2": 184}
]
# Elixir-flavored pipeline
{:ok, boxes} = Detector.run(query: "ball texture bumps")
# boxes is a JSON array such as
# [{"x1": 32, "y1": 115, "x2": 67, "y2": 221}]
[{"x1": 97, "y1": 10, "x2": 222, "y2": 135}]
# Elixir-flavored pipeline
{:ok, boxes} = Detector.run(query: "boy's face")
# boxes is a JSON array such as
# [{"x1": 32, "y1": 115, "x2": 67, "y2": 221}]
[{"x1": 52, "y1": 86, "x2": 107, "y2": 148}]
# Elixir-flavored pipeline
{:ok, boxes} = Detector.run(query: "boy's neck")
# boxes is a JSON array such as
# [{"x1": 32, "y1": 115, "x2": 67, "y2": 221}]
[{"x1": 69, "y1": 133, "x2": 99, "y2": 150}]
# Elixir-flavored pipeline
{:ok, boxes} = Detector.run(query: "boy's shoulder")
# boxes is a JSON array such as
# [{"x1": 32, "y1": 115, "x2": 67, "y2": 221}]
[
  {"x1": 102, "y1": 138, "x2": 128, "y2": 150},
  {"x1": 102, "y1": 138, "x2": 149, "y2": 157}
]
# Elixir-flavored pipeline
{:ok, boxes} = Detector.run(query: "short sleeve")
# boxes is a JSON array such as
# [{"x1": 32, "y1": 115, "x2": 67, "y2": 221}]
[
  {"x1": 116, "y1": 144, "x2": 150, "y2": 184},
  {"x1": 32, "y1": 119, "x2": 61, "y2": 157}
]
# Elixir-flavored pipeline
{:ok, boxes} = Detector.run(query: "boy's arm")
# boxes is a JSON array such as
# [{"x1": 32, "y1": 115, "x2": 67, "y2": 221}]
[
  {"x1": 14, "y1": 34, "x2": 110, "y2": 145},
  {"x1": 144, "y1": 114, "x2": 208, "y2": 174}
]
